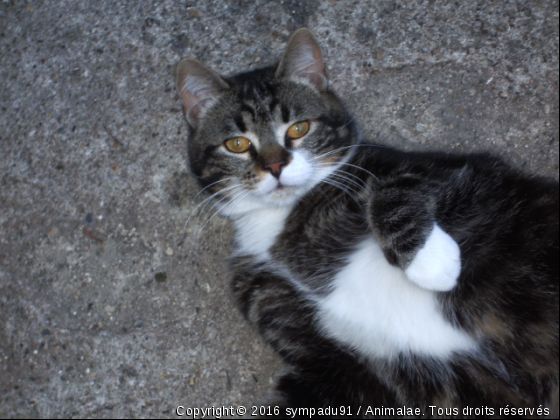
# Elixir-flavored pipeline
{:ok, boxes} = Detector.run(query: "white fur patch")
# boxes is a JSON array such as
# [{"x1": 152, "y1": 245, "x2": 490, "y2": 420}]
[
  {"x1": 228, "y1": 149, "x2": 355, "y2": 258},
  {"x1": 251, "y1": 151, "x2": 321, "y2": 207},
  {"x1": 405, "y1": 224, "x2": 461, "y2": 292},
  {"x1": 280, "y1": 151, "x2": 312, "y2": 187},
  {"x1": 274, "y1": 123, "x2": 291, "y2": 146},
  {"x1": 233, "y1": 206, "x2": 292, "y2": 261},
  {"x1": 255, "y1": 173, "x2": 279, "y2": 196},
  {"x1": 316, "y1": 238, "x2": 476, "y2": 359}
]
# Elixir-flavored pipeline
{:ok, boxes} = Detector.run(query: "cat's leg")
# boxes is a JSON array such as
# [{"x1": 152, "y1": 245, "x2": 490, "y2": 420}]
[
  {"x1": 230, "y1": 262, "x2": 310, "y2": 418},
  {"x1": 369, "y1": 179, "x2": 461, "y2": 291}
]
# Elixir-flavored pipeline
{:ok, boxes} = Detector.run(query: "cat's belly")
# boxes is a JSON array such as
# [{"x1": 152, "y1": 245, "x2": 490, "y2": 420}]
[{"x1": 316, "y1": 238, "x2": 477, "y2": 359}]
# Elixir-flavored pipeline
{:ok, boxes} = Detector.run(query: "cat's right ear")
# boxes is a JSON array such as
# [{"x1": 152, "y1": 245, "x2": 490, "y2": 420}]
[
  {"x1": 276, "y1": 28, "x2": 328, "y2": 91},
  {"x1": 176, "y1": 58, "x2": 229, "y2": 127}
]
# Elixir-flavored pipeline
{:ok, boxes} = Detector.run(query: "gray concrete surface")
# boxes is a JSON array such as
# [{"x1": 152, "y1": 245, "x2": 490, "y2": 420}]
[{"x1": 0, "y1": 0, "x2": 558, "y2": 418}]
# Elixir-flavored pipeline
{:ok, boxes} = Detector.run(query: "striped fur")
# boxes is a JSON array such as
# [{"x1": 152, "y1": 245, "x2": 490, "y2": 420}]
[{"x1": 177, "y1": 29, "x2": 559, "y2": 418}]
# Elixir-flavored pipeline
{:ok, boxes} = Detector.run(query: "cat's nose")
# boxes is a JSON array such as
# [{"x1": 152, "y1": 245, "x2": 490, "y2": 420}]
[{"x1": 263, "y1": 159, "x2": 287, "y2": 179}]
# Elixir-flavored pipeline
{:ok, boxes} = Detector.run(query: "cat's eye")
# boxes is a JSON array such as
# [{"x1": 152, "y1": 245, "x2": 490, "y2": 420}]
[
  {"x1": 286, "y1": 121, "x2": 310, "y2": 139},
  {"x1": 224, "y1": 137, "x2": 252, "y2": 153}
]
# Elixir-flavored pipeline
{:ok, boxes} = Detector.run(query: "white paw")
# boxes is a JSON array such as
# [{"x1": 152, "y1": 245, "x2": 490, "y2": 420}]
[{"x1": 404, "y1": 224, "x2": 461, "y2": 292}]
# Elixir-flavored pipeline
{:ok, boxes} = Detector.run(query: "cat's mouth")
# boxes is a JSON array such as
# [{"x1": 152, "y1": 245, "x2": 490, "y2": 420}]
[
  {"x1": 268, "y1": 182, "x2": 297, "y2": 195},
  {"x1": 258, "y1": 180, "x2": 306, "y2": 206}
]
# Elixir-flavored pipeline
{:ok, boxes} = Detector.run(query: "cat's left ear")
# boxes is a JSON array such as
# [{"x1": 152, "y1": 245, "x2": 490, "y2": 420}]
[
  {"x1": 276, "y1": 28, "x2": 328, "y2": 91},
  {"x1": 176, "y1": 58, "x2": 229, "y2": 127}
]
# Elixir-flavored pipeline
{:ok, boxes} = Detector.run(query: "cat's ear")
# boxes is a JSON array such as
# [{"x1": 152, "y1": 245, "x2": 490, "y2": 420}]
[
  {"x1": 176, "y1": 58, "x2": 229, "y2": 127},
  {"x1": 276, "y1": 28, "x2": 327, "y2": 91}
]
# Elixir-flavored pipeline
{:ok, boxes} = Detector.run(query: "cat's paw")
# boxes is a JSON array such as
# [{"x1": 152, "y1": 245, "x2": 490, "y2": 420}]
[{"x1": 404, "y1": 224, "x2": 461, "y2": 292}]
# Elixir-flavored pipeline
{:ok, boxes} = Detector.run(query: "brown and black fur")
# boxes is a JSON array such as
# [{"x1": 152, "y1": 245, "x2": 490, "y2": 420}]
[
  {"x1": 232, "y1": 148, "x2": 558, "y2": 417},
  {"x1": 176, "y1": 29, "x2": 558, "y2": 418}
]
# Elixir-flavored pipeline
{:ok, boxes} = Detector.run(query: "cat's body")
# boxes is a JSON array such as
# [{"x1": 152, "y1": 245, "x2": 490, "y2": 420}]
[
  {"x1": 232, "y1": 148, "x2": 558, "y2": 415},
  {"x1": 176, "y1": 29, "x2": 559, "y2": 417}
]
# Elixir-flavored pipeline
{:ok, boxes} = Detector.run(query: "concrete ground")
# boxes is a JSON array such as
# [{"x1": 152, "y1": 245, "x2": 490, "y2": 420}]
[{"x1": 0, "y1": 0, "x2": 558, "y2": 418}]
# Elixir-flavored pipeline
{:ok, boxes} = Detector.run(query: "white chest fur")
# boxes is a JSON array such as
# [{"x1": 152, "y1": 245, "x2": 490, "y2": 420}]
[
  {"x1": 233, "y1": 206, "x2": 291, "y2": 261},
  {"x1": 316, "y1": 238, "x2": 476, "y2": 360}
]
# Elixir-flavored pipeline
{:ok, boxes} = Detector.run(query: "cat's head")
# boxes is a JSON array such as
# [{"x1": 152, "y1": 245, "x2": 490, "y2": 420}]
[{"x1": 176, "y1": 28, "x2": 358, "y2": 216}]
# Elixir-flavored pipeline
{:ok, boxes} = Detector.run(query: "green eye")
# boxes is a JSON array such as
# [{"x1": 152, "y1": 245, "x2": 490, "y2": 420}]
[
  {"x1": 287, "y1": 121, "x2": 310, "y2": 139},
  {"x1": 224, "y1": 137, "x2": 251, "y2": 153}
]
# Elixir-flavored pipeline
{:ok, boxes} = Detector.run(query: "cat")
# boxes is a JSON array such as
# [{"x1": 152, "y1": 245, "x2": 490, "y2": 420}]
[{"x1": 175, "y1": 28, "x2": 559, "y2": 418}]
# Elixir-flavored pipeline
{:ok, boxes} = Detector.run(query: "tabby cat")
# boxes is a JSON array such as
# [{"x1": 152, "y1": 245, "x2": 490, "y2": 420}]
[{"x1": 176, "y1": 28, "x2": 558, "y2": 417}]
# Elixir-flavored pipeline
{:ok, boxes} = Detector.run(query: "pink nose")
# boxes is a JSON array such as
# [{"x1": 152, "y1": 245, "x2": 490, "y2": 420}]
[{"x1": 263, "y1": 159, "x2": 287, "y2": 178}]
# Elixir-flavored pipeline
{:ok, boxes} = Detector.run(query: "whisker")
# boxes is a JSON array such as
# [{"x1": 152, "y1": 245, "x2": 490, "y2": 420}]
[
  {"x1": 183, "y1": 183, "x2": 241, "y2": 234},
  {"x1": 315, "y1": 161, "x2": 379, "y2": 183},
  {"x1": 311, "y1": 145, "x2": 359, "y2": 161},
  {"x1": 310, "y1": 171, "x2": 360, "y2": 198},
  {"x1": 184, "y1": 178, "x2": 238, "y2": 228},
  {"x1": 337, "y1": 162, "x2": 379, "y2": 182},
  {"x1": 198, "y1": 184, "x2": 242, "y2": 217},
  {"x1": 316, "y1": 178, "x2": 362, "y2": 206},
  {"x1": 198, "y1": 188, "x2": 252, "y2": 245},
  {"x1": 218, "y1": 189, "x2": 253, "y2": 243},
  {"x1": 327, "y1": 176, "x2": 361, "y2": 196},
  {"x1": 185, "y1": 186, "x2": 244, "y2": 261},
  {"x1": 327, "y1": 171, "x2": 366, "y2": 192},
  {"x1": 311, "y1": 143, "x2": 389, "y2": 162},
  {"x1": 185, "y1": 184, "x2": 243, "y2": 240},
  {"x1": 341, "y1": 115, "x2": 356, "y2": 129},
  {"x1": 329, "y1": 167, "x2": 368, "y2": 186},
  {"x1": 193, "y1": 177, "x2": 237, "y2": 202}
]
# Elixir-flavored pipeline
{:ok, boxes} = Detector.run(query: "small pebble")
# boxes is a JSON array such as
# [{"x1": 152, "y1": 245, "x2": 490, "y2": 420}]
[
  {"x1": 47, "y1": 227, "x2": 58, "y2": 239},
  {"x1": 155, "y1": 272, "x2": 167, "y2": 283},
  {"x1": 415, "y1": 123, "x2": 427, "y2": 133},
  {"x1": 544, "y1": 104, "x2": 551, "y2": 115},
  {"x1": 165, "y1": 247, "x2": 174, "y2": 256},
  {"x1": 133, "y1": 319, "x2": 144, "y2": 328}
]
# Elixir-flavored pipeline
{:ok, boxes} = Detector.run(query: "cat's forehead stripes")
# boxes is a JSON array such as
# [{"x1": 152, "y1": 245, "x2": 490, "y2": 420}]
[
  {"x1": 234, "y1": 113, "x2": 248, "y2": 133},
  {"x1": 233, "y1": 85, "x2": 289, "y2": 146},
  {"x1": 234, "y1": 78, "x2": 289, "y2": 124},
  {"x1": 280, "y1": 103, "x2": 291, "y2": 123}
]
